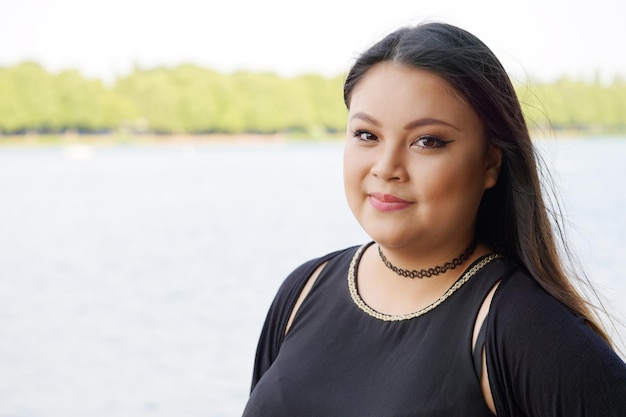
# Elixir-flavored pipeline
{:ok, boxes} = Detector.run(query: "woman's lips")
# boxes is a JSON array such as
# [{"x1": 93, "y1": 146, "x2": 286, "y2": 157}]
[{"x1": 368, "y1": 192, "x2": 414, "y2": 212}]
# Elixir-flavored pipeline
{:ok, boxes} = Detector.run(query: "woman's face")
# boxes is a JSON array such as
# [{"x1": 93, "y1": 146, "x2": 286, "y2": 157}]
[{"x1": 343, "y1": 62, "x2": 501, "y2": 252}]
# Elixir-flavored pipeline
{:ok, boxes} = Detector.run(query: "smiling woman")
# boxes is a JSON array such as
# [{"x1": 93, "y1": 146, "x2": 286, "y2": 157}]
[
  {"x1": 242, "y1": 22, "x2": 626, "y2": 417},
  {"x1": 344, "y1": 64, "x2": 499, "y2": 261}
]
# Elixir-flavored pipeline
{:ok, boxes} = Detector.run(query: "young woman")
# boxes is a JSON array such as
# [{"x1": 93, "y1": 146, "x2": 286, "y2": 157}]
[{"x1": 242, "y1": 22, "x2": 626, "y2": 416}]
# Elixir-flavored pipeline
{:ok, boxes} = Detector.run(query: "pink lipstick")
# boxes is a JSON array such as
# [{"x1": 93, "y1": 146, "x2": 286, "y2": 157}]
[{"x1": 369, "y1": 193, "x2": 413, "y2": 212}]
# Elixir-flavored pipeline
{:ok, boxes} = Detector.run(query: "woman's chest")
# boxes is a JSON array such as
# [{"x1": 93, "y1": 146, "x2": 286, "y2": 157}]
[{"x1": 245, "y1": 306, "x2": 490, "y2": 417}]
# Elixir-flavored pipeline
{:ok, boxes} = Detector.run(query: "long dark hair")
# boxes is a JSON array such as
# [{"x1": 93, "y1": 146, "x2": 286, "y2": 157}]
[{"x1": 343, "y1": 22, "x2": 611, "y2": 344}]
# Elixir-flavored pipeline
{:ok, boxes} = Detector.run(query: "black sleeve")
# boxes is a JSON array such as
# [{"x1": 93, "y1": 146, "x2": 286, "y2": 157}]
[
  {"x1": 250, "y1": 248, "x2": 347, "y2": 392},
  {"x1": 485, "y1": 269, "x2": 626, "y2": 417}
]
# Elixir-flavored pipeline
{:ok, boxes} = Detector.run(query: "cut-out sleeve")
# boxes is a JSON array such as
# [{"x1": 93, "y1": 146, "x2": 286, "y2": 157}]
[
  {"x1": 485, "y1": 269, "x2": 626, "y2": 416},
  {"x1": 250, "y1": 249, "x2": 347, "y2": 392}
]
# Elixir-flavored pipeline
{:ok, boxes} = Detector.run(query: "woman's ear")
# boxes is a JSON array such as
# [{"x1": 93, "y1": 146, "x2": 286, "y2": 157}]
[{"x1": 484, "y1": 144, "x2": 502, "y2": 190}]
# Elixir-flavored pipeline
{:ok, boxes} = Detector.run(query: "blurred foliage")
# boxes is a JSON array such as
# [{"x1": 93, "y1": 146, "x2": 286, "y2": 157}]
[
  {"x1": 0, "y1": 62, "x2": 346, "y2": 136},
  {"x1": 0, "y1": 62, "x2": 135, "y2": 133},
  {"x1": 516, "y1": 75, "x2": 626, "y2": 135},
  {"x1": 1, "y1": 62, "x2": 625, "y2": 137}
]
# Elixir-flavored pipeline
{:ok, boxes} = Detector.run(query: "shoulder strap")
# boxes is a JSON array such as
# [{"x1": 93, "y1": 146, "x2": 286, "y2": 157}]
[{"x1": 470, "y1": 258, "x2": 517, "y2": 380}]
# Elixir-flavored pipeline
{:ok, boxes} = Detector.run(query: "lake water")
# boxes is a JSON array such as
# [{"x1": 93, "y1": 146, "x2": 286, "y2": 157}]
[{"x1": 0, "y1": 138, "x2": 625, "y2": 417}]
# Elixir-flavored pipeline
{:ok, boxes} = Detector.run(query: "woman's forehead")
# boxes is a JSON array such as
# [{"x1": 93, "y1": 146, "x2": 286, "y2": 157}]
[{"x1": 348, "y1": 63, "x2": 478, "y2": 128}]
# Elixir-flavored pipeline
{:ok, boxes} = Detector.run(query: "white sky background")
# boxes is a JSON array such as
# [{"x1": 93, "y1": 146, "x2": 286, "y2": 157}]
[{"x1": 1, "y1": 0, "x2": 625, "y2": 84}]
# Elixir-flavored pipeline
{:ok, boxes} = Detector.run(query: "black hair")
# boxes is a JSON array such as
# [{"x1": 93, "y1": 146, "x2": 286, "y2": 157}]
[{"x1": 344, "y1": 22, "x2": 611, "y2": 344}]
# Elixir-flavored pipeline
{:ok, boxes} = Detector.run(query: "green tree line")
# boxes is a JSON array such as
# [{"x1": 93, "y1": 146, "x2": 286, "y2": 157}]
[{"x1": 1, "y1": 62, "x2": 625, "y2": 136}]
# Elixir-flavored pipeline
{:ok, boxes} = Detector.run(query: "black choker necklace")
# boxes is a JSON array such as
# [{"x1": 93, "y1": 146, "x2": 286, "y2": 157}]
[{"x1": 377, "y1": 240, "x2": 477, "y2": 279}]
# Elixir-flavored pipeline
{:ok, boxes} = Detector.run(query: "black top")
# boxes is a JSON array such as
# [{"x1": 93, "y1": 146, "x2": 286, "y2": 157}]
[{"x1": 242, "y1": 244, "x2": 626, "y2": 417}]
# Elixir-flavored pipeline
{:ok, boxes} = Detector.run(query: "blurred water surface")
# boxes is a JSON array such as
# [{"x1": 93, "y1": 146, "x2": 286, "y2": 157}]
[{"x1": 0, "y1": 138, "x2": 624, "y2": 417}]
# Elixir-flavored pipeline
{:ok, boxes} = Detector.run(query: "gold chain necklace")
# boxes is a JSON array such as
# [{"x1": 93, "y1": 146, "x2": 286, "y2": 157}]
[
  {"x1": 377, "y1": 239, "x2": 477, "y2": 279},
  {"x1": 348, "y1": 243, "x2": 501, "y2": 321}
]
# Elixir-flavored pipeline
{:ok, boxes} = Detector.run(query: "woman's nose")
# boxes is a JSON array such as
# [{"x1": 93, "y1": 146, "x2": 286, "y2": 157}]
[{"x1": 370, "y1": 143, "x2": 407, "y2": 181}]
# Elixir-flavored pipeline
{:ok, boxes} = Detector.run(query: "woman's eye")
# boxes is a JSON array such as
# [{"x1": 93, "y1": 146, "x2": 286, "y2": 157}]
[
  {"x1": 353, "y1": 130, "x2": 378, "y2": 142},
  {"x1": 415, "y1": 135, "x2": 447, "y2": 148}
]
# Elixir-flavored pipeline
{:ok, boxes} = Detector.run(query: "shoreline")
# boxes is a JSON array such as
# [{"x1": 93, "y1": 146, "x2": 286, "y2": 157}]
[
  {"x1": 0, "y1": 132, "x2": 310, "y2": 147},
  {"x1": 0, "y1": 131, "x2": 622, "y2": 147}
]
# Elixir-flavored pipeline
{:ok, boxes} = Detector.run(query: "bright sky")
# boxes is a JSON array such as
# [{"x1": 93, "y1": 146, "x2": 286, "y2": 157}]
[{"x1": 1, "y1": 0, "x2": 625, "y2": 84}]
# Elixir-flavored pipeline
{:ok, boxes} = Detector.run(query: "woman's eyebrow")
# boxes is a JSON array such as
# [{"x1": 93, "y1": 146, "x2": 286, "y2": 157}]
[
  {"x1": 404, "y1": 118, "x2": 460, "y2": 132},
  {"x1": 349, "y1": 111, "x2": 381, "y2": 127},
  {"x1": 350, "y1": 111, "x2": 460, "y2": 131}
]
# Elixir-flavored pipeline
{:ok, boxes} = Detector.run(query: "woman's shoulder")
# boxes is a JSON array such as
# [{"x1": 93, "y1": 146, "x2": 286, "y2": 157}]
[
  {"x1": 486, "y1": 259, "x2": 621, "y2": 368},
  {"x1": 249, "y1": 244, "x2": 363, "y2": 389},
  {"x1": 489, "y1": 262, "x2": 586, "y2": 335},
  {"x1": 485, "y1": 261, "x2": 626, "y2": 416},
  {"x1": 273, "y1": 245, "x2": 362, "y2": 305},
  {"x1": 491, "y1": 262, "x2": 591, "y2": 323},
  {"x1": 487, "y1": 259, "x2": 625, "y2": 363}
]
